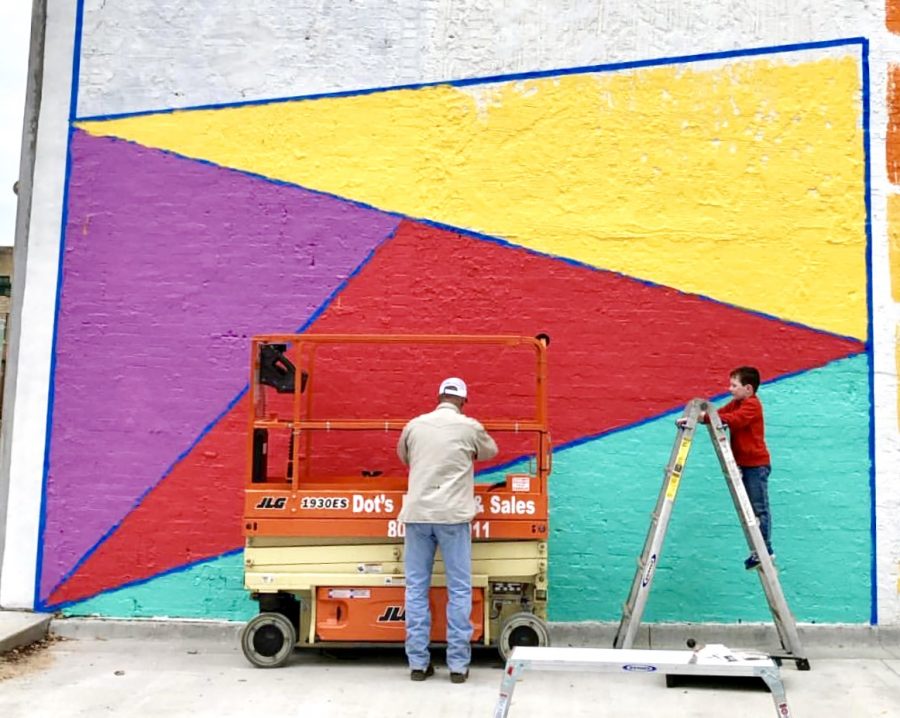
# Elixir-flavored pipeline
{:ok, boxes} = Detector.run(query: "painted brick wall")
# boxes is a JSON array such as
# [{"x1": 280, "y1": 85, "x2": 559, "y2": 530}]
[
  {"x1": 885, "y1": 0, "x2": 900, "y2": 607},
  {"x1": 2, "y1": 0, "x2": 899, "y2": 629}
]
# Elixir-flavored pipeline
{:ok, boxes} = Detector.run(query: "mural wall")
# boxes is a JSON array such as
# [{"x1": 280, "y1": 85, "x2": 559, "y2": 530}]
[{"x1": 2, "y1": 1, "x2": 898, "y2": 628}]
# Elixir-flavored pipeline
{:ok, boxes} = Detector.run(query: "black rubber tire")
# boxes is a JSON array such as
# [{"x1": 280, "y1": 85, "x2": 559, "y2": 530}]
[{"x1": 241, "y1": 612, "x2": 297, "y2": 668}]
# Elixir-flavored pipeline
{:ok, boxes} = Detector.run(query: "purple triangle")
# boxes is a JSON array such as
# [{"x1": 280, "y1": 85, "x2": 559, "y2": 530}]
[{"x1": 40, "y1": 130, "x2": 400, "y2": 598}]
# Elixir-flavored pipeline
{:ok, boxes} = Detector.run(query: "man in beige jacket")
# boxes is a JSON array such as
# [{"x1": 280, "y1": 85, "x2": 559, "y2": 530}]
[{"x1": 397, "y1": 377, "x2": 498, "y2": 683}]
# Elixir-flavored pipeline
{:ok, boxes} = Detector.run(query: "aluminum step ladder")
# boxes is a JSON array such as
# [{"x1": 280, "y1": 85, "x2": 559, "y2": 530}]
[
  {"x1": 613, "y1": 398, "x2": 810, "y2": 670},
  {"x1": 493, "y1": 644, "x2": 792, "y2": 718}
]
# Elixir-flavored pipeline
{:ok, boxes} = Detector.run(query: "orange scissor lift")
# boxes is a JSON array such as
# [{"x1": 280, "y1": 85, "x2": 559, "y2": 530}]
[{"x1": 240, "y1": 334, "x2": 552, "y2": 667}]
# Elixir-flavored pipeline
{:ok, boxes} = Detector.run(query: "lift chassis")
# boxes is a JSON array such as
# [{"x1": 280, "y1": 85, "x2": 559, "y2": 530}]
[{"x1": 240, "y1": 334, "x2": 552, "y2": 667}]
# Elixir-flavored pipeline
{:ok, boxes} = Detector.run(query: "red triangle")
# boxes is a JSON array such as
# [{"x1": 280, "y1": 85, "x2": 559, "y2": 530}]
[
  {"x1": 48, "y1": 219, "x2": 863, "y2": 606},
  {"x1": 309, "y1": 221, "x2": 863, "y2": 444},
  {"x1": 46, "y1": 398, "x2": 249, "y2": 607}
]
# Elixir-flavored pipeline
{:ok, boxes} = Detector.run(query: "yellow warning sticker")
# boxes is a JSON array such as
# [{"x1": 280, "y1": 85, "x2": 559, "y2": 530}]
[
  {"x1": 675, "y1": 437, "x2": 692, "y2": 466},
  {"x1": 665, "y1": 471, "x2": 682, "y2": 499},
  {"x1": 665, "y1": 438, "x2": 692, "y2": 499}
]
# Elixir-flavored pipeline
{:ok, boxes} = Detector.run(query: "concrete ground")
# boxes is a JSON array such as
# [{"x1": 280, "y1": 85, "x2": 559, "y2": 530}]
[
  {"x1": 0, "y1": 611, "x2": 50, "y2": 654},
  {"x1": 1, "y1": 618, "x2": 899, "y2": 717}
]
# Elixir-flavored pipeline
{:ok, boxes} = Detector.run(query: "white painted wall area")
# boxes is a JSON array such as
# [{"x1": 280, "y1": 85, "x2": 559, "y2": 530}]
[
  {"x1": 856, "y1": 29, "x2": 900, "y2": 626},
  {"x1": 76, "y1": 0, "x2": 879, "y2": 119},
  {"x1": 0, "y1": 0, "x2": 76, "y2": 609}
]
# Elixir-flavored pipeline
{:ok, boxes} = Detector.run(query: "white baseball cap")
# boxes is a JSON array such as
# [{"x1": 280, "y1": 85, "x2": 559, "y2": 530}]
[{"x1": 439, "y1": 377, "x2": 468, "y2": 399}]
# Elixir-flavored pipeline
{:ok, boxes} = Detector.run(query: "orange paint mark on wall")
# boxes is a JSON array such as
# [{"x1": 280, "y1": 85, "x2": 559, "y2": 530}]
[
  {"x1": 889, "y1": 195, "x2": 900, "y2": 301},
  {"x1": 888, "y1": 0, "x2": 900, "y2": 34},
  {"x1": 888, "y1": 65, "x2": 900, "y2": 184}
]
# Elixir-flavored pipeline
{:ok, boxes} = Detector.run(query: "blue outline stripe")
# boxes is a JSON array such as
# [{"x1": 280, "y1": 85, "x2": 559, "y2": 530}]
[
  {"x1": 34, "y1": 0, "x2": 86, "y2": 611},
  {"x1": 414, "y1": 216, "x2": 865, "y2": 345},
  {"x1": 44, "y1": 547, "x2": 244, "y2": 613},
  {"x1": 42, "y1": 120, "x2": 867, "y2": 602},
  {"x1": 75, "y1": 37, "x2": 865, "y2": 124},
  {"x1": 45, "y1": 173, "x2": 857, "y2": 601},
  {"x1": 39, "y1": 157, "x2": 865, "y2": 600},
  {"x1": 48, "y1": 351, "x2": 866, "y2": 610},
  {"x1": 39, "y1": 386, "x2": 248, "y2": 604},
  {"x1": 41, "y1": 34, "x2": 873, "y2": 614},
  {"x1": 479, "y1": 351, "x2": 868, "y2": 477},
  {"x1": 860, "y1": 39, "x2": 877, "y2": 626},
  {"x1": 293, "y1": 223, "x2": 400, "y2": 334},
  {"x1": 39, "y1": 222, "x2": 401, "y2": 606},
  {"x1": 72, "y1": 133, "x2": 869, "y2": 347}
]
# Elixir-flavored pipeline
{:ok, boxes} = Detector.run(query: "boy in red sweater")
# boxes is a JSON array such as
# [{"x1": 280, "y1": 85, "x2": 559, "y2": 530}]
[
  {"x1": 682, "y1": 366, "x2": 773, "y2": 570},
  {"x1": 716, "y1": 366, "x2": 773, "y2": 570}
]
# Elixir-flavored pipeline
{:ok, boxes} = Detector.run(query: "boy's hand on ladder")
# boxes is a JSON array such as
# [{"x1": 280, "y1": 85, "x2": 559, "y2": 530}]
[{"x1": 676, "y1": 411, "x2": 706, "y2": 428}]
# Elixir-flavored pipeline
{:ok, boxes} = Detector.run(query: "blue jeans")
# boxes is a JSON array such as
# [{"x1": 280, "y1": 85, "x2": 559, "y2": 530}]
[
  {"x1": 403, "y1": 522, "x2": 472, "y2": 673},
  {"x1": 741, "y1": 465, "x2": 773, "y2": 555}
]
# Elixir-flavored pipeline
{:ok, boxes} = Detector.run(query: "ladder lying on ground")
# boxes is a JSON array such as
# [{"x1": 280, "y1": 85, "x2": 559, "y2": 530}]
[
  {"x1": 613, "y1": 398, "x2": 810, "y2": 670},
  {"x1": 493, "y1": 644, "x2": 792, "y2": 718}
]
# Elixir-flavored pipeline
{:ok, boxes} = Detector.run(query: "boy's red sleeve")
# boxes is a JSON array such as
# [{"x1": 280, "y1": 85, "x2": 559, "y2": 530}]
[{"x1": 717, "y1": 398, "x2": 760, "y2": 429}]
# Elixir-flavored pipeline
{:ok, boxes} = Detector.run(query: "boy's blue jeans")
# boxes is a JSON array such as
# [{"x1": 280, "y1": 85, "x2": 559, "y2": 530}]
[
  {"x1": 403, "y1": 522, "x2": 472, "y2": 673},
  {"x1": 741, "y1": 465, "x2": 773, "y2": 555}
]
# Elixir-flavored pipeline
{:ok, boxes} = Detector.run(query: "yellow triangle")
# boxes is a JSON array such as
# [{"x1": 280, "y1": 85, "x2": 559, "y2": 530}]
[{"x1": 79, "y1": 54, "x2": 866, "y2": 339}]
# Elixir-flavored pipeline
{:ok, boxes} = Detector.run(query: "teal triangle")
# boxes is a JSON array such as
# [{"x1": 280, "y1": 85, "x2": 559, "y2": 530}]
[
  {"x1": 61, "y1": 551, "x2": 256, "y2": 621},
  {"x1": 542, "y1": 354, "x2": 870, "y2": 623}
]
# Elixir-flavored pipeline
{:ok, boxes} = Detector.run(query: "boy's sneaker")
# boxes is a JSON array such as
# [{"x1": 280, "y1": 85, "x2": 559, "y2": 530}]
[
  {"x1": 744, "y1": 552, "x2": 775, "y2": 570},
  {"x1": 410, "y1": 663, "x2": 434, "y2": 681},
  {"x1": 449, "y1": 669, "x2": 469, "y2": 684}
]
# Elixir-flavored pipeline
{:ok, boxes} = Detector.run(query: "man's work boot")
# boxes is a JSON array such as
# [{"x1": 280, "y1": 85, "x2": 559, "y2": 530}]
[
  {"x1": 449, "y1": 669, "x2": 469, "y2": 684},
  {"x1": 410, "y1": 663, "x2": 435, "y2": 681}
]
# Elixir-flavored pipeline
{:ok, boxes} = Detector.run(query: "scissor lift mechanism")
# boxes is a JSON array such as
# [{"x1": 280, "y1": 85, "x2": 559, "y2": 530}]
[{"x1": 240, "y1": 334, "x2": 553, "y2": 667}]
